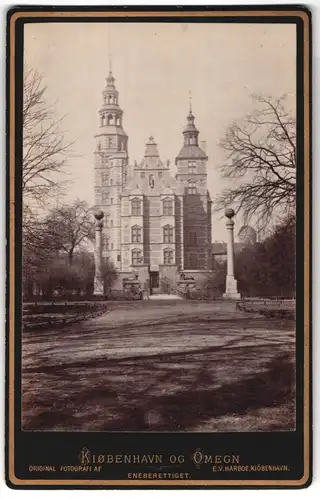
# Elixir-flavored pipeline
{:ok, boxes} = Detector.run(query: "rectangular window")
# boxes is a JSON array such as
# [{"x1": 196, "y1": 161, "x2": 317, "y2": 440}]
[
  {"x1": 163, "y1": 226, "x2": 174, "y2": 243},
  {"x1": 110, "y1": 198, "x2": 113, "y2": 205},
  {"x1": 101, "y1": 173, "x2": 108, "y2": 185},
  {"x1": 101, "y1": 193, "x2": 109, "y2": 205},
  {"x1": 164, "y1": 249, "x2": 174, "y2": 265},
  {"x1": 188, "y1": 161, "x2": 196, "y2": 174},
  {"x1": 132, "y1": 199, "x2": 141, "y2": 216},
  {"x1": 132, "y1": 226, "x2": 142, "y2": 243},
  {"x1": 163, "y1": 198, "x2": 173, "y2": 216},
  {"x1": 111, "y1": 220, "x2": 113, "y2": 227},
  {"x1": 189, "y1": 231, "x2": 197, "y2": 245},
  {"x1": 132, "y1": 249, "x2": 142, "y2": 266},
  {"x1": 158, "y1": 172, "x2": 163, "y2": 178},
  {"x1": 117, "y1": 255, "x2": 121, "y2": 262},
  {"x1": 188, "y1": 182, "x2": 197, "y2": 195}
]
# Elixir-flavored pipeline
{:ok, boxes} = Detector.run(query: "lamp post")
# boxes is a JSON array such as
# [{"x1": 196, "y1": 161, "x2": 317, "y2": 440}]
[
  {"x1": 223, "y1": 208, "x2": 241, "y2": 299},
  {"x1": 93, "y1": 210, "x2": 104, "y2": 296}
]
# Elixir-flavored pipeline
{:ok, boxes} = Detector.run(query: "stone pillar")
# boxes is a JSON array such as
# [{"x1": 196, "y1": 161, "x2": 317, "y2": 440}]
[
  {"x1": 223, "y1": 208, "x2": 241, "y2": 299},
  {"x1": 93, "y1": 210, "x2": 104, "y2": 296}
]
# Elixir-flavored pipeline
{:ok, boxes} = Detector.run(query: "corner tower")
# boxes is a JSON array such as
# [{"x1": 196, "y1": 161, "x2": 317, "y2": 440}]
[
  {"x1": 94, "y1": 70, "x2": 129, "y2": 268},
  {"x1": 175, "y1": 104, "x2": 212, "y2": 269}
]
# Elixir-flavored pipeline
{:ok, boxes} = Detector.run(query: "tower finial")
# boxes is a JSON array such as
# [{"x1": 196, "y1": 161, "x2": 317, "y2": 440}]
[{"x1": 189, "y1": 90, "x2": 192, "y2": 113}]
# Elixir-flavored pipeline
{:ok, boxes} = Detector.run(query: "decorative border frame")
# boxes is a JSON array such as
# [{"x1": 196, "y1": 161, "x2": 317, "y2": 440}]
[{"x1": 6, "y1": 6, "x2": 311, "y2": 488}]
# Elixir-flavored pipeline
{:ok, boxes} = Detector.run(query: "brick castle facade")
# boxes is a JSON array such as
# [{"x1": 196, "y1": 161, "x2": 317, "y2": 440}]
[{"x1": 94, "y1": 70, "x2": 213, "y2": 292}]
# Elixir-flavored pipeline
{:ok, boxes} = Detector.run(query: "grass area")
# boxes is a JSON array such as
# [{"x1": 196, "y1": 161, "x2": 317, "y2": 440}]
[{"x1": 23, "y1": 302, "x2": 109, "y2": 331}]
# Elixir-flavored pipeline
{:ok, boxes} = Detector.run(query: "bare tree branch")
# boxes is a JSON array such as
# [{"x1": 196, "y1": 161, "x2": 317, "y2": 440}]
[
  {"x1": 23, "y1": 67, "x2": 75, "y2": 205},
  {"x1": 214, "y1": 94, "x2": 296, "y2": 230}
]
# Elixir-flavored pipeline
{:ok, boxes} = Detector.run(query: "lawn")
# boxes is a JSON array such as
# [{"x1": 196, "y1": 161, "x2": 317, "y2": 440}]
[{"x1": 22, "y1": 300, "x2": 295, "y2": 432}]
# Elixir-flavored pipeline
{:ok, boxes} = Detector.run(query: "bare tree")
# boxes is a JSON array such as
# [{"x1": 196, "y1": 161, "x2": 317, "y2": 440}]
[
  {"x1": 45, "y1": 199, "x2": 95, "y2": 265},
  {"x1": 23, "y1": 67, "x2": 73, "y2": 204},
  {"x1": 214, "y1": 95, "x2": 296, "y2": 229}
]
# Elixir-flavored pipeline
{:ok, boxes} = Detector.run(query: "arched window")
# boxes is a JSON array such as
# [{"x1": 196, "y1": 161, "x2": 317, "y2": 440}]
[
  {"x1": 108, "y1": 95, "x2": 112, "y2": 104},
  {"x1": 189, "y1": 253, "x2": 198, "y2": 269},
  {"x1": 163, "y1": 225, "x2": 173, "y2": 244},
  {"x1": 131, "y1": 198, "x2": 141, "y2": 216},
  {"x1": 188, "y1": 160, "x2": 196, "y2": 174},
  {"x1": 107, "y1": 114, "x2": 113, "y2": 125},
  {"x1": 188, "y1": 180, "x2": 197, "y2": 195},
  {"x1": 163, "y1": 197, "x2": 173, "y2": 216},
  {"x1": 132, "y1": 248, "x2": 142, "y2": 266},
  {"x1": 164, "y1": 248, "x2": 174, "y2": 265},
  {"x1": 101, "y1": 114, "x2": 105, "y2": 127},
  {"x1": 149, "y1": 174, "x2": 155, "y2": 188},
  {"x1": 132, "y1": 225, "x2": 142, "y2": 243}
]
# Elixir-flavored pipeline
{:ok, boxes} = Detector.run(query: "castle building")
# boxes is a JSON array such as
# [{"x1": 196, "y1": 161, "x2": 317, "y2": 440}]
[{"x1": 94, "y1": 70, "x2": 212, "y2": 292}]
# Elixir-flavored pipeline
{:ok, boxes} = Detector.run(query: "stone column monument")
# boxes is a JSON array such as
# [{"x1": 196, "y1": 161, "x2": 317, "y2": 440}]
[
  {"x1": 93, "y1": 210, "x2": 104, "y2": 296},
  {"x1": 223, "y1": 208, "x2": 241, "y2": 299}
]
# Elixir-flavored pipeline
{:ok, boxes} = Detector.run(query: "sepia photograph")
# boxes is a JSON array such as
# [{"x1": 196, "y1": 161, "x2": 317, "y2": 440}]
[{"x1": 20, "y1": 20, "x2": 298, "y2": 434}]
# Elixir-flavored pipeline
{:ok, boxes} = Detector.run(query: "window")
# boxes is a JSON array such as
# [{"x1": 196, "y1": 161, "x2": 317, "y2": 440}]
[
  {"x1": 164, "y1": 248, "x2": 174, "y2": 265},
  {"x1": 110, "y1": 178, "x2": 113, "y2": 185},
  {"x1": 101, "y1": 193, "x2": 109, "y2": 205},
  {"x1": 132, "y1": 225, "x2": 142, "y2": 243},
  {"x1": 163, "y1": 198, "x2": 173, "y2": 216},
  {"x1": 111, "y1": 220, "x2": 113, "y2": 227},
  {"x1": 188, "y1": 160, "x2": 196, "y2": 174},
  {"x1": 108, "y1": 137, "x2": 112, "y2": 149},
  {"x1": 117, "y1": 255, "x2": 121, "y2": 262},
  {"x1": 101, "y1": 173, "x2": 108, "y2": 185},
  {"x1": 163, "y1": 225, "x2": 174, "y2": 244},
  {"x1": 111, "y1": 242, "x2": 114, "y2": 250},
  {"x1": 110, "y1": 198, "x2": 113, "y2": 205},
  {"x1": 132, "y1": 248, "x2": 142, "y2": 265},
  {"x1": 107, "y1": 114, "x2": 113, "y2": 125},
  {"x1": 189, "y1": 231, "x2": 197, "y2": 246},
  {"x1": 188, "y1": 180, "x2": 197, "y2": 195},
  {"x1": 158, "y1": 171, "x2": 163, "y2": 178},
  {"x1": 131, "y1": 198, "x2": 141, "y2": 216},
  {"x1": 189, "y1": 253, "x2": 198, "y2": 269},
  {"x1": 101, "y1": 114, "x2": 105, "y2": 126},
  {"x1": 141, "y1": 172, "x2": 145, "y2": 179},
  {"x1": 103, "y1": 236, "x2": 109, "y2": 250}
]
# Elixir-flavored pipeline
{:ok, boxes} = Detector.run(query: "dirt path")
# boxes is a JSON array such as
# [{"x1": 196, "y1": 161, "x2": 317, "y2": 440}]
[{"x1": 22, "y1": 300, "x2": 295, "y2": 432}]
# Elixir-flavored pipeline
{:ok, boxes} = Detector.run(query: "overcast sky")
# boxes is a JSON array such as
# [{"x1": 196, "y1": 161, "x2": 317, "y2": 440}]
[{"x1": 24, "y1": 22, "x2": 296, "y2": 240}]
